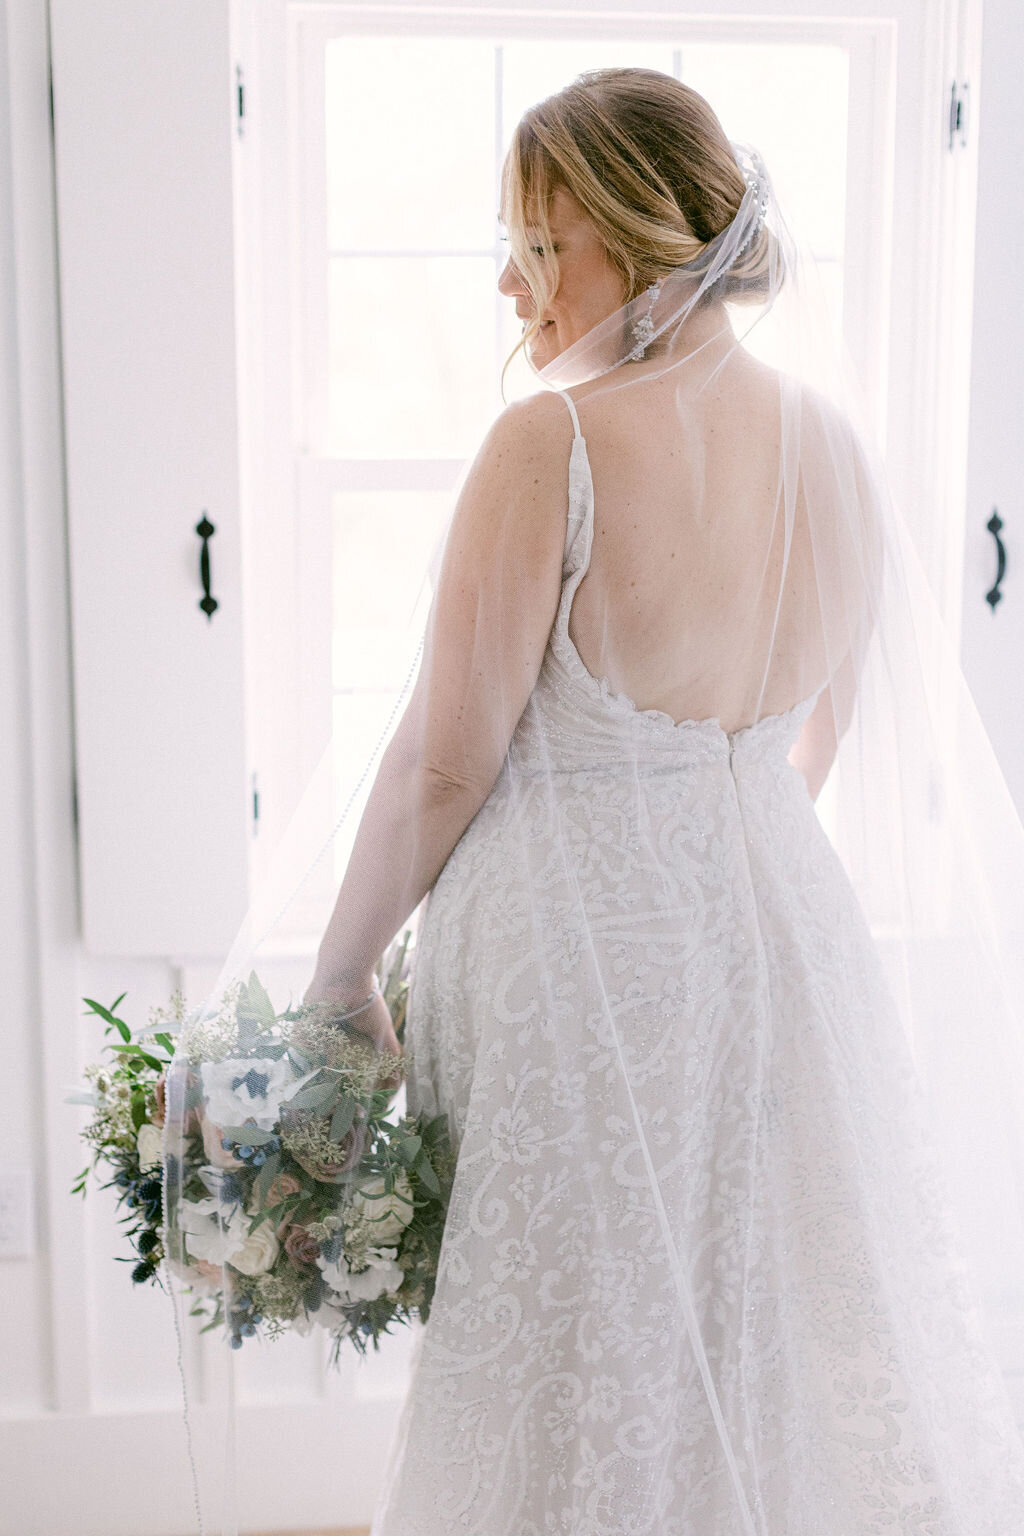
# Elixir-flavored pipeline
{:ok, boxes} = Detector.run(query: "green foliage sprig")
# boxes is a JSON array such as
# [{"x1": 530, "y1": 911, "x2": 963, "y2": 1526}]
[{"x1": 70, "y1": 991, "x2": 180, "y2": 1284}]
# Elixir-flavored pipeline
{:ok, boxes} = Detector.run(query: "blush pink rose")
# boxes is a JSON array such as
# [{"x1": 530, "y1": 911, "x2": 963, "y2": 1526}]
[
  {"x1": 265, "y1": 1171, "x2": 302, "y2": 1205},
  {"x1": 260, "y1": 1171, "x2": 303, "y2": 1238},
  {"x1": 283, "y1": 1224, "x2": 322, "y2": 1268}
]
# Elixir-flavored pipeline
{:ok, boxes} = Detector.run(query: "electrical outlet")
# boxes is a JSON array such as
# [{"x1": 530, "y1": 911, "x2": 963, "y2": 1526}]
[{"x1": 0, "y1": 1166, "x2": 35, "y2": 1258}]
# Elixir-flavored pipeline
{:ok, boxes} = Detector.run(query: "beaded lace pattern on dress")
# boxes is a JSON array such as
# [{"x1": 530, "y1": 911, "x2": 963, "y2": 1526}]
[{"x1": 370, "y1": 390, "x2": 1024, "y2": 1536}]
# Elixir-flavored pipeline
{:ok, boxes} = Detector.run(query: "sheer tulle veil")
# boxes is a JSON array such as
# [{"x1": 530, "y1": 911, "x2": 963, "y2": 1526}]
[{"x1": 161, "y1": 75, "x2": 1024, "y2": 1534}]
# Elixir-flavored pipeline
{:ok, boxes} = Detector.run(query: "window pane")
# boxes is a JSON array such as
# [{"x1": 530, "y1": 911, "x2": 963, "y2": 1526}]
[
  {"x1": 326, "y1": 37, "x2": 496, "y2": 250},
  {"x1": 328, "y1": 256, "x2": 499, "y2": 456},
  {"x1": 501, "y1": 42, "x2": 675, "y2": 139},
  {"x1": 321, "y1": 37, "x2": 850, "y2": 445},
  {"x1": 332, "y1": 488, "x2": 450, "y2": 691},
  {"x1": 501, "y1": 39, "x2": 847, "y2": 258},
  {"x1": 331, "y1": 487, "x2": 450, "y2": 883},
  {"x1": 679, "y1": 43, "x2": 849, "y2": 257}
]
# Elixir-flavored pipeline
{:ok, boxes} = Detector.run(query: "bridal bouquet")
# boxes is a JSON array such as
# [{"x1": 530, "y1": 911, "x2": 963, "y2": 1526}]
[{"x1": 69, "y1": 935, "x2": 455, "y2": 1356}]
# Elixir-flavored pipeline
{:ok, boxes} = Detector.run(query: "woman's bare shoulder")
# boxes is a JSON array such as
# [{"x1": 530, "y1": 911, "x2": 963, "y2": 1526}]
[
  {"x1": 452, "y1": 391, "x2": 578, "y2": 539},
  {"x1": 484, "y1": 389, "x2": 578, "y2": 451}
]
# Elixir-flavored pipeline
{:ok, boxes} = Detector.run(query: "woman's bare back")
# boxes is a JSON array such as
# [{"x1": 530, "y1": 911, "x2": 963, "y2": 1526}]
[{"x1": 564, "y1": 345, "x2": 846, "y2": 733}]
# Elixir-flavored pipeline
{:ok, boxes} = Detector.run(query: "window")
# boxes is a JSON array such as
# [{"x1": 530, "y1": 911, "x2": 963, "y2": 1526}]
[{"x1": 279, "y1": 17, "x2": 878, "y2": 895}]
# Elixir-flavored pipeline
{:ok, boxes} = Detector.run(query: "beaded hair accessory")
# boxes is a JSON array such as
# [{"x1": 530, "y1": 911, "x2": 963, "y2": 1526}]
[{"x1": 731, "y1": 152, "x2": 771, "y2": 263}]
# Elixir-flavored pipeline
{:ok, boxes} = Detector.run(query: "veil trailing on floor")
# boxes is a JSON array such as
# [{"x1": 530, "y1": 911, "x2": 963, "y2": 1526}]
[{"x1": 163, "y1": 117, "x2": 1024, "y2": 1534}]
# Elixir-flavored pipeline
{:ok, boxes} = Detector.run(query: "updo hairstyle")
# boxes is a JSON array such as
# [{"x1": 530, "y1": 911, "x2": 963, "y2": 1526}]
[{"x1": 499, "y1": 67, "x2": 782, "y2": 371}]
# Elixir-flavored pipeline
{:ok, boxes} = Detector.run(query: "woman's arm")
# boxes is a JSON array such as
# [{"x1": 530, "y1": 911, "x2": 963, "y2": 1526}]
[
  {"x1": 305, "y1": 391, "x2": 573, "y2": 1004},
  {"x1": 790, "y1": 680, "x2": 841, "y2": 802},
  {"x1": 789, "y1": 409, "x2": 886, "y2": 804}
]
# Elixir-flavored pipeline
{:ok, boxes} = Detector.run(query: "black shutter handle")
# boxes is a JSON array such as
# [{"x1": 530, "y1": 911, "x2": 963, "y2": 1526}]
[
  {"x1": 986, "y1": 508, "x2": 1006, "y2": 613},
  {"x1": 196, "y1": 514, "x2": 219, "y2": 621}
]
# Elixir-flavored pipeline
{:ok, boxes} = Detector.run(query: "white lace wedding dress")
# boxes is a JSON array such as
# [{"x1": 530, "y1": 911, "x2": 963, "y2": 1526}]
[{"x1": 370, "y1": 391, "x2": 1024, "y2": 1535}]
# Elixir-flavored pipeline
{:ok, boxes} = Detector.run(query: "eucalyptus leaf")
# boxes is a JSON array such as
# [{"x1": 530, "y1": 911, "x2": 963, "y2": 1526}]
[
  {"x1": 285, "y1": 1079, "x2": 339, "y2": 1112},
  {"x1": 220, "y1": 1124, "x2": 275, "y2": 1146},
  {"x1": 330, "y1": 1096, "x2": 357, "y2": 1143},
  {"x1": 107, "y1": 1042, "x2": 164, "y2": 1072},
  {"x1": 253, "y1": 1151, "x2": 282, "y2": 1204},
  {"x1": 243, "y1": 971, "x2": 278, "y2": 1027},
  {"x1": 415, "y1": 1152, "x2": 441, "y2": 1197},
  {"x1": 83, "y1": 995, "x2": 131, "y2": 1041}
]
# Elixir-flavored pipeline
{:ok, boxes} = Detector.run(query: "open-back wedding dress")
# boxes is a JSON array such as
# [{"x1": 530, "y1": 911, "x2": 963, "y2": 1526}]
[
  {"x1": 166, "y1": 136, "x2": 1024, "y2": 1536},
  {"x1": 370, "y1": 389, "x2": 1024, "y2": 1535}
]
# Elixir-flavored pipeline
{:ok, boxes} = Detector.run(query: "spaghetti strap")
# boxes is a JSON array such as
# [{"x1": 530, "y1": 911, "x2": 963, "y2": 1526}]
[
  {"x1": 556, "y1": 389, "x2": 582, "y2": 439},
  {"x1": 552, "y1": 388, "x2": 594, "y2": 579}
]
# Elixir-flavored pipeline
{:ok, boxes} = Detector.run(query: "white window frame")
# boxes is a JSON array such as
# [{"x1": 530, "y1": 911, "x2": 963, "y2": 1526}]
[{"x1": 240, "y1": 0, "x2": 977, "y2": 786}]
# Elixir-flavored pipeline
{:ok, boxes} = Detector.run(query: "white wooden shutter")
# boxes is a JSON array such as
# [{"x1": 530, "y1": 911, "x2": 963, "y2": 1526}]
[
  {"x1": 51, "y1": 0, "x2": 250, "y2": 957},
  {"x1": 960, "y1": 0, "x2": 1024, "y2": 818}
]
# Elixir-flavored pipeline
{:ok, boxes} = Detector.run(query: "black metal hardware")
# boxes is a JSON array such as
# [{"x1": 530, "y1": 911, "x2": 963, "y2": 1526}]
[
  {"x1": 196, "y1": 514, "x2": 219, "y2": 620},
  {"x1": 986, "y1": 508, "x2": 1006, "y2": 612},
  {"x1": 948, "y1": 81, "x2": 969, "y2": 151},
  {"x1": 236, "y1": 65, "x2": 245, "y2": 136}
]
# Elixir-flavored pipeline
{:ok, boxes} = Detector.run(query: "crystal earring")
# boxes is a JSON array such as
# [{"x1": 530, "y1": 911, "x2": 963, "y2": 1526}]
[{"x1": 628, "y1": 279, "x2": 662, "y2": 361}]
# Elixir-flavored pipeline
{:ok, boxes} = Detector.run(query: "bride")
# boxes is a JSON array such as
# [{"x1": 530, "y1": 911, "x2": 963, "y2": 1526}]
[{"x1": 303, "y1": 68, "x2": 1024, "y2": 1534}]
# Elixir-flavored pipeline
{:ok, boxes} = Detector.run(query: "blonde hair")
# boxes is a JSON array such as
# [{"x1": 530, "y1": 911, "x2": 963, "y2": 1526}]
[{"x1": 499, "y1": 68, "x2": 780, "y2": 381}]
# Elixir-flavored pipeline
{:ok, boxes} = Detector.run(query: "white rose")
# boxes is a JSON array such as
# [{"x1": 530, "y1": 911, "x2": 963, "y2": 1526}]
[
  {"x1": 228, "y1": 1221, "x2": 280, "y2": 1277},
  {"x1": 136, "y1": 1123, "x2": 164, "y2": 1171},
  {"x1": 200, "y1": 1057, "x2": 311, "y2": 1133},
  {"x1": 350, "y1": 1170, "x2": 414, "y2": 1244}
]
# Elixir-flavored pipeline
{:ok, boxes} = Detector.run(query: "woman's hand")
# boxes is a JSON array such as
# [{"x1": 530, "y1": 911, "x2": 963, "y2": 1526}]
[{"x1": 302, "y1": 977, "x2": 404, "y2": 1091}]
